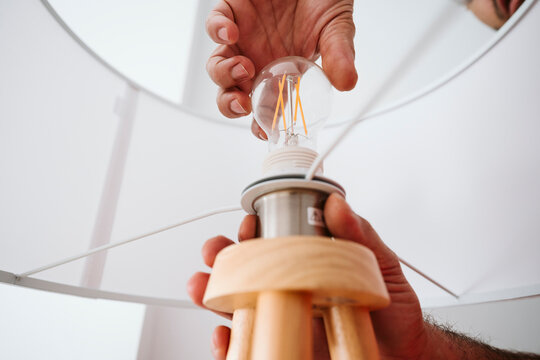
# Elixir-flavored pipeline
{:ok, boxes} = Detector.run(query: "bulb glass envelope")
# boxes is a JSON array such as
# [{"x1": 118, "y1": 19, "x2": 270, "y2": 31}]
[
  {"x1": 251, "y1": 57, "x2": 332, "y2": 150},
  {"x1": 0, "y1": 0, "x2": 539, "y2": 313}
]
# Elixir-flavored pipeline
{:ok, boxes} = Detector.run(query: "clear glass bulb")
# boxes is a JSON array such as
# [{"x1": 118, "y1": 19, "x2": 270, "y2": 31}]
[{"x1": 251, "y1": 56, "x2": 332, "y2": 152}]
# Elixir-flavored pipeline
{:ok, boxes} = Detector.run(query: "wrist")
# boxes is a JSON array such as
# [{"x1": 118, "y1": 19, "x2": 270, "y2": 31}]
[{"x1": 419, "y1": 321, "x2": 463, "y2": 360}]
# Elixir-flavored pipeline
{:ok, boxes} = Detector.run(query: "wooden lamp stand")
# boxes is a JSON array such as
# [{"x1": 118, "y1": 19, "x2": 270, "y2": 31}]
[{"x1": 203, "y1": 176, "x2": 390, "y2": 360}]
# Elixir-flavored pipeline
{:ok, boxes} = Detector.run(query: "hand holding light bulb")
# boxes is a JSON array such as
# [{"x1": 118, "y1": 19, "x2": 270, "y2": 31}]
[{"x1": 205, "y1": 0, "x2": 357, "y2": 138}]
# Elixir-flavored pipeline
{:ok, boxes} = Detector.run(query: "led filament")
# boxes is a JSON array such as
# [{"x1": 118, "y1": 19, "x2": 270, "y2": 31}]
[{"x1": 272, "y1": 74, "x2": 307, "y2": 137}]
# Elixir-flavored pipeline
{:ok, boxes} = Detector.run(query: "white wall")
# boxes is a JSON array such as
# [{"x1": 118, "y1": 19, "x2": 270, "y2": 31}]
[{"x1": 0, "y1": 284, "x2": 145, "y2": 360}]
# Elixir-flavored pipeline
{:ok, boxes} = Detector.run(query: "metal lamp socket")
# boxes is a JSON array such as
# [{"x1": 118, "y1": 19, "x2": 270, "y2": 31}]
[
  {"x1": 254, "y1": 188, "x2": 330, "y2": 238},
  {"x1": 241, "y1": 175, "x2": 346, "y2": 239}
]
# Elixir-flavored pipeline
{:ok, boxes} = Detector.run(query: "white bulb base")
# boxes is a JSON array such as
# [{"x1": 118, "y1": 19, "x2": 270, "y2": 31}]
[{"x1": 262, "y1": 147, "x2": 323, "y2": 177}]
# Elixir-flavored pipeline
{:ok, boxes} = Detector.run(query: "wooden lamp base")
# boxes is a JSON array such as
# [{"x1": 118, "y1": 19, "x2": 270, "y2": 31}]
[{"x1": 203, "y1": 236, "x2": 390, "y2": 360}]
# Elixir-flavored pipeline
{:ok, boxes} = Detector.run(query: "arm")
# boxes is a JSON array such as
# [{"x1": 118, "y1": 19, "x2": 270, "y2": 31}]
[{"x1": 424, "y1": 319, "x2": 540, "y2": 360}]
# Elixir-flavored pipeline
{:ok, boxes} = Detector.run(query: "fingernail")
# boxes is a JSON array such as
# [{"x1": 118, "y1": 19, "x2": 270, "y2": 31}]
[
  {"x1": 212, "y1": 348, "x2": 225, "y2": 360},
  {"x1": 211, "y1": 335, "x2": 218, "y2": 358},
  {"x1": 258, "y1": 131, "x2": 268, "y2": 140},
  {"x1": 231, "y1": 63, "x2": 249, "y2": 81},
  {"x1": 211, "y1": 333, "x2": 224, "y2": 360},
  {"x1": 186, "y1": 279, "x2": 194, "y2": 295},
  {"x1": 230, "y1": 99, "x2": 247, "y2": 115},
  {"x1": 211, "y1": 328, "x2": 219, "y2": 348},
  {"x1": 217, "y1": 28, "x2": 229, "y2": 42}
]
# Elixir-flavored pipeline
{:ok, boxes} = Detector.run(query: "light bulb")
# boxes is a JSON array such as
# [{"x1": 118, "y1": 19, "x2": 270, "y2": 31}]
[{"x1": 251, "y1": 56, "x2": 332, "y2": 176}]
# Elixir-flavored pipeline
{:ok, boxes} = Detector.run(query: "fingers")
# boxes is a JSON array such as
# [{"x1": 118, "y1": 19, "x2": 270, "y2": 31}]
[
  {"x1": 251, "y1": 120, "x2": 268, "y2": 140},
  {"x1": 206, "y1": 1, "x2": 239, "y2": 45},
  {"x1": 186, "y1": 271, "x2": 210, "y2": 308},
  {"x1": 207, "y1": 45, "x2": 255, "y2": 118},
  {"x1": 202, "y1": 235, "x2": 235, "y2": 267},
  {"x1": 201, "y1": 215, "x2": 258, "y2": 269},
  {"x1": 324, "y1": 193, "x2": 399, "y2": 270},
  {"x1": 318, "y1": 10, "x2": 358, "y2": 91},
  {"x1": 211, "y1": 326, "x2": 231, "y2": 360},
  {"x1": 207, "y1": 46, "x2": 256, "y2": 89},
  {"x1": 206, "y1": 1, "x2": 255, "y2": 120},
  {"x1": 188, "y1": 216, "x2": 258, "y2": 326},
  {"x1": 186, "y1": 271, "x2": 232, "y2": 319},
  {"x1": 188, "y1": 214, "x2": 257, "y2": 318},
  {"x1": 238, "y1": 215, "x2": 258, "y2": 241},
  {"x1": 216, "y1": 87, "x2": 252, "y2": 118},
  {"x1": 206, "y1": 2, "x2": 256, "y2": 120}
]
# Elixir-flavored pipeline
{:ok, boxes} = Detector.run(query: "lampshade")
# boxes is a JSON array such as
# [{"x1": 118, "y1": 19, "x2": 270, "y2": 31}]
[{"x1": 1, "y1": 0, "x2": 539, "y2": 358}]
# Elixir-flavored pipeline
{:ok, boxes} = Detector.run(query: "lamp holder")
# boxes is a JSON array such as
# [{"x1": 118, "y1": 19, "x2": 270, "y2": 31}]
[
  {"x1": 262, "y1": 147, "x2": 322, "y2": 177},
  {"x1": 241, "y1": 174, "x2": 345, "y2": 238}
]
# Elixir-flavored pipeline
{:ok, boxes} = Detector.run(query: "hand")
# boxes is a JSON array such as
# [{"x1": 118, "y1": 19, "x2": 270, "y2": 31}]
[
  {"x1": 205, "y1": 0, "x2": 357, "y2": 139},
  {"x1": 187, "y1": 193, "x2": 430, "y2": 359},
  {"x1": 187, "y1": 215, "x2": 332, "y2": 359},
  {"x1": 324, "y1": 194, "x2": 428, "y2": 359}
]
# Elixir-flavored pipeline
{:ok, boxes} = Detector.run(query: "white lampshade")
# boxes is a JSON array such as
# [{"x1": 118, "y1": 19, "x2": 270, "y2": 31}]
[{"x1": 1, "y1": 0, "x2": 539, "y2": 358}]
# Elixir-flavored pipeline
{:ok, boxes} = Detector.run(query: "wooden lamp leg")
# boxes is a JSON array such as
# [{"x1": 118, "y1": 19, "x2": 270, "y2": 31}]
[
  {"x1": 226, "y1": 308, "x2": 254, "y2": 360},
  {"x1": 323, "y1": 306, "x2": 379, "y2": 360},
  {"x1": 251, "y1": 291, "x2": 313, "y2": 360}
]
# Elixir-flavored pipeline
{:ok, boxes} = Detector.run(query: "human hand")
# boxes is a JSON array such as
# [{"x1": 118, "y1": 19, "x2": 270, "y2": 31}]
[
  {"x1": 187, "y1": 193, "x2": 430, "y2": 359},
  {"x1": 324, "y1": 194, "x2": 428, "y2": 359},
  {"x1": 206, "y1": 0, "x2": 357, "y2": 139},
  {"x1": 187, "y1": 214, "x2": 332, "y2": 359}
]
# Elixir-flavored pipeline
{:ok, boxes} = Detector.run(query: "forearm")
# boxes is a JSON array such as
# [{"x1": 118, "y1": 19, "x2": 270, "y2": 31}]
[{"x1": 422, "y1": 318, "x2": 540, "y2": 360}]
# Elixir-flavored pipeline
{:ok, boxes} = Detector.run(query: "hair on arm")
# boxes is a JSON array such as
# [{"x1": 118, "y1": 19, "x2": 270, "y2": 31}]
[{"x1": 423, "y1": 314, "x2": 540, "y2": 360}]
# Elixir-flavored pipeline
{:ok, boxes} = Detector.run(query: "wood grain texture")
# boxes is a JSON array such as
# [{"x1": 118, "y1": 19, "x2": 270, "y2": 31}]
[
  {"x1": 226, "y1": 308, "x2": 254, "y2": 360},
  {"x1": 251, "y1": 291, "x2": 313, "y2": 360},
  {"x1": 323, "y1": 306, "x2": 380, "y2": 360},
  {"x1": 203, "y1": 236, "x2": 389, "y2": 314}
]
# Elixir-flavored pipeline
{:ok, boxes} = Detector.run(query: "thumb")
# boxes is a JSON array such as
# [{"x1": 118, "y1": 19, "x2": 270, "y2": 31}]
[
  {"x1": 324, "y1": 193, "x2": 398, "y2": 270},
  {"x1": 318, "y1": 12, "x2": 357, "y2": 91}
]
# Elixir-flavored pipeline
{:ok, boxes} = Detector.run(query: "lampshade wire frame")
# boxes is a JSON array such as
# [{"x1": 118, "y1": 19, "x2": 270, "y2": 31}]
[
  {"x1": 16, "y1": 206, "x2": 243, "y2": 278},
  {"x1": 305, "y1": 0, "x2": 536, "y2": 180},
  {"x1": 15, "y1": 210, "x2": 459, "y2": 300},
  {"x1": 399, "y1": 257, "x2": 459, "y2": 298}
]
